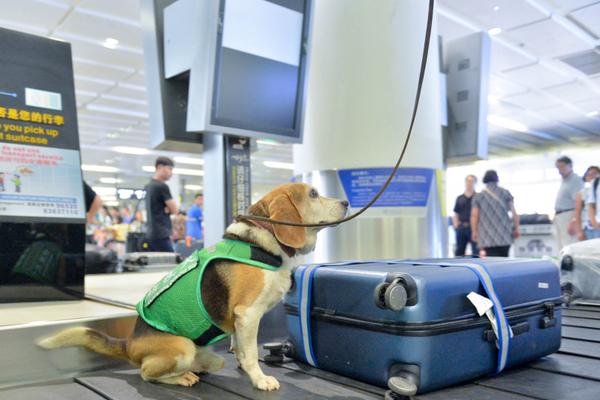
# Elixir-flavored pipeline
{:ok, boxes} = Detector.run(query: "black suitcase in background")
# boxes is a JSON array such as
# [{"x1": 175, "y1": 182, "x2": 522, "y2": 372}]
[
  {"x1": 85, "y1": 244, "x2": 118, "y2": 274},
  {"x1": 175, "y1": 239, "x2": 203, "y2": 259},
  {"x1": 126, "y1": 232, "x2": 149, "y2": 253},
  {"x1": 122, "y1": 252, "x2": 181, "y2": 272}
]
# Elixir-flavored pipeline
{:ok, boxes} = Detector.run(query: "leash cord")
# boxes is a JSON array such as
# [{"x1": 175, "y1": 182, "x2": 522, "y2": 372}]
[{"x1": 235, "y1": 0, "x2": 435, "y2": 228}]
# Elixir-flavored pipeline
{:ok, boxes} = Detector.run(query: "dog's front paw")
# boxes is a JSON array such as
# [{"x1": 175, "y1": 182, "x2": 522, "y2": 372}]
[{"x1": 253, "y1": 375, "x2": 280, "y2": 391}]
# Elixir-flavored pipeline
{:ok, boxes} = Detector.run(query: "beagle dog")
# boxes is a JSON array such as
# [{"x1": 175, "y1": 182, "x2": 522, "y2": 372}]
[{"x1": 38, "y1": 183, "x2": 348, "y2": 391}]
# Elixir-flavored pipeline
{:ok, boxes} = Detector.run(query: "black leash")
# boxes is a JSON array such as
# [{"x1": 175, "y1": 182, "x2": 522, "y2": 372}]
[{"x1": 236, "y1": 0, "x2": 435, "y2": 228}]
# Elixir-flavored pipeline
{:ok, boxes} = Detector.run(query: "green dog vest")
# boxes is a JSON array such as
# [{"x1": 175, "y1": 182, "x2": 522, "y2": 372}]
[{"x1": 136, "y1": 239, "x2": 282, "y2": 346}]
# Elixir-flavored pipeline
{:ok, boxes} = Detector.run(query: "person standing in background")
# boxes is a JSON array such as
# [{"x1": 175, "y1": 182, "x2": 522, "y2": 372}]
[
  {"x1": 471, "y1": 170, "x2": 520, "y2": 257},
  {"x1": 145, "y1": 157, "x2": 179, "y2": 252},
  {"x1": 452, "y1": 175, "x2": 478, "y2": 256},
  {"x1": 586, "y1": 172, "x2": 600, "y2": 239},
  {"x1": 574, "y1": 166, "x2": 600, "y2": 241},
  {"x1": 83, "y1": 181, "x2": 102, "y2": 224},
  {"x1": 554, "y1": 156, "x2": 583, "y2": 250},
  {"x1": 186, "y1": 193, "x2": 204, "y2": 241}
]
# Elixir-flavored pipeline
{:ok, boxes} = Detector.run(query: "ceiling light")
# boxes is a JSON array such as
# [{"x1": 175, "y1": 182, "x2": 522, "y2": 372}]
[
  {"x1": 107, "y1": 132, "x2": 119, "y2": 139},
  {"x1": 82, "y1": 164, "x2": 119, "y2": 173},
  {"x1": 487, "y1": 115, "x2": 528, "y2": 133},
  {"x1": 142, "y1": 165, "x2": 203, "y2": 176},
  {"x1": 488, "y1": 95, "x2": 499, "y2": 105},
  {"x1": 586, "y1": 111, "x2": 598, "y2": 117},
  {"x1": 263, "y1": 161, "x2": 294, "y2": 170},
  {"x1": 112, "y1": 146, "x2": 151, "y2": 155},
  {"x1": 104, "y1": 200, "x2": 120, "y2": 207},
  {"x1": 184, "y1": 184, "x2": 203, "y2": 191},
  {"x1": 99, "y1": 177, "x2": 123, "y2": 184},
  {"x1": 92, "y1": 186, "x2": 118, "y2": 196},
  {"x1": 488, "y1": 27, "x2": 502, "y2": 36},
  {"x1": 174, "y1": 156, "x2": 204, "y2": 165},
  {"x1": 174, "y1": 167, "x2": 204, "y2": 176},
  {"x1": 102, "y1": 37, "x2": 119, "y2": 49},
  {"x1": 493, "y1": 5, "x2": 500, "y2": 11},
  {"x1": 257, "y1": 139, "x2": 281, "y2": 146}
]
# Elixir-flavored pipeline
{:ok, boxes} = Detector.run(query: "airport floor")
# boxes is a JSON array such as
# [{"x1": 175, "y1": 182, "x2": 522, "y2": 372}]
[{"x1": 1, "y1": 272, "x2": 600, "y2": 399}]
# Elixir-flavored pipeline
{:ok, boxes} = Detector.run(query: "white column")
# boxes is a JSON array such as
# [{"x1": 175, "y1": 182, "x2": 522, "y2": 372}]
[{"x1": 295, "y1": 0, "x2": 442, "y2": 172}]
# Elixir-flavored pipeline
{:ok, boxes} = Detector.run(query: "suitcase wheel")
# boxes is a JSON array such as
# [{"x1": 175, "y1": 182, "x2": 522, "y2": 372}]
[
  {"x1": 263, "y1": 341, "x2": 295, "y2": 364},
  {"x1": 561, "y1": 255, "x2": 574, "y2": 271},
  {"x1": 374, "y1": 281, "x2": 408, "y2": 312},
  {"x1": 388, "y1": 375, "x2": 418, "y2": 397}
]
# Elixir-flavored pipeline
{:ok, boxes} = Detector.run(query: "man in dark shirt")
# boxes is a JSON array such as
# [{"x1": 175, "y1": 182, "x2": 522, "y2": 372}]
[
  {"x1": 83, "y1": 181, "x2": 102, "y2": 224},
  {"x1": 145, "y1": 157, "x2": 179, "y2": 252},
  {"x1": 453, "y1": 174, "x2": 478, "y2": 256}
]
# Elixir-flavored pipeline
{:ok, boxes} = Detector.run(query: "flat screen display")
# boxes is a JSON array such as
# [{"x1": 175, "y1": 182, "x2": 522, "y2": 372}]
[
  {"x1": 0, "y1": 28, "x2": 85, "y2": 222},
  {"x1": 211, "y1": 0, "x2": 309, "y2": 140}
]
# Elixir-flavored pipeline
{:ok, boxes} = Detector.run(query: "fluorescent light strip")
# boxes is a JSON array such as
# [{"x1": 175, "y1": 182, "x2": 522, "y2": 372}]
[
  {"x1": 488, "y1": 27, "x2": 502, "y2": 36},
  {"x1": 82, "y1": 164, "x2": 120, "y2": 173},
  {"x1": 102, "y1": 37, "x2": 119, "y2": 49},
  {"x1": 174, "y1": 156, "x2": 204, "y2": 165},
  {"x1": 263, "y1": 161, "x2": 294, "y2": 170},
  {"x1": 142, "y1": 165, "x2": 204, "y2": 176},
  {"x1": 75, "y1": 7, "x2": 142, "y2": 28},
  {"x1": 586, "y1": 111, "x2": 598, "y2": 117},
  {"x1": 99, "y1": 177, "x2": 123, "y2": 184},
  {"x1": 257, "y1": 139, "x2": 281, "y2": 146},
  {"x1": 73, "y1": 57, "x2": 136, "y2": 73},
  {"x1": 184, "y1": 184, "x2": 203, "y2": 191},
  {"x1": 75, "y1": 74, "x2": 115, "y2": 86},
  {"x1": 112, "y1": 146, "x2": 151, "y2": 155},
  {"x1": 487, "y1": 115, "x2": 528, "y2": 133},
  {"x1": 100, "y1": 94, "x2": 147, "y2": 106},
  {"x1": 54, "y1": 32, "x2": 142, "y2": 54},
  {"x1": 92, "y1": 186, "x2": 118, "y2": 196},
  {"x1": 118, "y1": 82, "x2": 147, "y2": 92},
  {"x1": 87, "y1": 104, "x2": 149, "y2": 119}
]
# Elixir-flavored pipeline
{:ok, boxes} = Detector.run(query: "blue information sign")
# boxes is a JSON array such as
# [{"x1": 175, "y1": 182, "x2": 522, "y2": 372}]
[{"x1": 338, "y1": 167, "x2": 434, "y2": 208}]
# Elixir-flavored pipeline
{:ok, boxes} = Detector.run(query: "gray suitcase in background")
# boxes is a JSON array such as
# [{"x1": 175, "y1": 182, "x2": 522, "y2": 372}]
[
  {"x1": 561, "y1": 238, "x2": 600, "y2": 304},
  {"x1": 122, "y1": 252, "x2": 181, "y2": 271}
]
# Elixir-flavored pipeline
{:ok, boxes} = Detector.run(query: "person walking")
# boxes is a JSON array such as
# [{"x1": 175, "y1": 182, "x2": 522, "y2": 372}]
[
  {"x1": 574, "y1": 166, "x2": 600, "y2": 241},
  {"x1": 145, "y1": 157, "x2": 179, "y2": 252},
  {"x1": 452, "y1": 175, "x2": 478, "y2": 256},
  {"x1": 186, "y1": 193, "x2": 204, "y2": 241},
  {"x1": 554, "y1": 156, "x2": 583, "y2": 250},
  {"x1": 471, "y1": 170, "x2": 520, "y2": 257},
  {"x1": 587, "y1": 171, "x2": 600, "y2": 239}
]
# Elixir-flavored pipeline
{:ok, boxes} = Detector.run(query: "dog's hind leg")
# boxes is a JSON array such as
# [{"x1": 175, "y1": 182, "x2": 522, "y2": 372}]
[
  {"x1": 192, "y1": 346, "x2": 226, "y2": 373},
  {"x1": 135, "y1": 337, "x2": 200, "y2": 387}
]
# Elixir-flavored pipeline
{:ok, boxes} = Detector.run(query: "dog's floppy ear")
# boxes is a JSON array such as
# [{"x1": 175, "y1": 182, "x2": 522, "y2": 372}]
[
  {"x1": 268, "y1": 194, "x2": 305, "y2": 249},
  {"x1": 248, "y1": 199, "x2": 268, "y2": 217}
]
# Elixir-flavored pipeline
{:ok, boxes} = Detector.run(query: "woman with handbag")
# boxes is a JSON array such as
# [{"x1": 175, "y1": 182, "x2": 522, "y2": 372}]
[{"x1": 470, "y1": 170, "x2": 520, "y2": 257}]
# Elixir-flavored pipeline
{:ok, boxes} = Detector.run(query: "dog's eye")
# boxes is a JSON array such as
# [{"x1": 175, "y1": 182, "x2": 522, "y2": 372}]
[{"x1": 309, "y1": 189, "x2": 319, "y2": 198}]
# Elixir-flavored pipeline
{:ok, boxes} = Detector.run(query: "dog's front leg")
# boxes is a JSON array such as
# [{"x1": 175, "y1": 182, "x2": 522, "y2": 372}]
[{"x1": 234, "y1": 306, "x2": 280, "y2": 391}]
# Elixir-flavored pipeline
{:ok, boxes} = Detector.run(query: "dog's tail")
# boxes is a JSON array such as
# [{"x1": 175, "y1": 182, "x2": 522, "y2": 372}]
[{"x1": 37, "y1": 327, "x2": 128, "y2": 360}]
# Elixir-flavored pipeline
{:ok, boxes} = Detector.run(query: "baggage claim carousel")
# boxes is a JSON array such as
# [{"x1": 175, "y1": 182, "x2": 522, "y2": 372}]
[{"x1": 1, "y1": 270, "x2": 600, "y2": 400}]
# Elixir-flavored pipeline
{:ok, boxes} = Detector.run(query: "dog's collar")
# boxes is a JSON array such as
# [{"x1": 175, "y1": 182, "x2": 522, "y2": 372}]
[{"x1": 243, "y1": 219, "x2": 297, "y2": 258}]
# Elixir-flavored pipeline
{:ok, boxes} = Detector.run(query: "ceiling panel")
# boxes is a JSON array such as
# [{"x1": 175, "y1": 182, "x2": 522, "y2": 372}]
[
  {"x1": 544, "y1": 0, "x2": 600, "y2": 12},
  {"x1": 503, "y1": 18, "x2": 593, "y2": 59},
  {"x1": 437, "y1": 0, "x2": 548, "y2": 30},
  {"x1": 489, "y1": 74, "x2": 528, "y2": 97},
  {"x1": 89, "y1": 97, "x2": 149, "y2": 114},
  {"x1": 78, "y1": 0, "x2": 142, "y2": 24},
  {"x1": 543, "y1": 80, "x2": 600, "y2": 103},
  {"x1": 75, "y1": 75, "x2": 115, "y2": 93},
  {"x1": 574, "y1": 97, "x2": 600, "y2": 113},
  {"x1": 437, "y1": 14, "x2": 475, "y2": 42},
  {"x1": 105, "y1": 84, "x2": 148, "y2": 100},
  {"x1": 536, "y1": 104, "x2": 600, "y2": 133},
  {"x1": 569, "y1": 3, "x2": 600, "y2": 38},
  {"x1": 55, "y1": 9, "x2": 143, "y2": 48},
  {"x1": 490, "y1": 41, "x2": 536, "y2": 72},
  {"x1": 0, "y1": 0, "x2": 68, "y2": 32},
  {"x1": 500, "y1": 63, "x2": 573, "y2": 89},
  {"x1": 73, "y1": 59, "x2": 135, "y2": 82},
  {"x1": 503, "y1": 91, "x2": 559, "y2": 110},
  {"x1": 64, "y1": 39, "x2": 145, "y2": 69}
]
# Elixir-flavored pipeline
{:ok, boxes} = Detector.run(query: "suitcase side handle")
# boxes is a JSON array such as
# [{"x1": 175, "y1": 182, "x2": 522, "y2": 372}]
[{"x1": 484, "y1": 321, "x2": 529, "y2": 342}]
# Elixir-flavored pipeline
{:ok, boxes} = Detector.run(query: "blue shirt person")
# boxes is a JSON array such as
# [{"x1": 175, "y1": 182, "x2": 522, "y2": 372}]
[{"x1": 186, "y1": 193, "x2": 204, "y2": 240}]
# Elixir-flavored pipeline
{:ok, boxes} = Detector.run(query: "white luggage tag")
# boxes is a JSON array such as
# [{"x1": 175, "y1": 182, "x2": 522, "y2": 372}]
[{"x1": 467, "y1": 292, "x2": 513, "y2": 349}]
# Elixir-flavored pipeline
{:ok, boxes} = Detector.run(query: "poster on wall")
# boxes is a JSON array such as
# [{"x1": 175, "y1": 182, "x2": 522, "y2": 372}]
[
  {"x1": 338, "y1": 167, "x2": 434, "y2": 208},
  {"x1": 0, "y1": 27, "x2": 85, "y2": 221}
]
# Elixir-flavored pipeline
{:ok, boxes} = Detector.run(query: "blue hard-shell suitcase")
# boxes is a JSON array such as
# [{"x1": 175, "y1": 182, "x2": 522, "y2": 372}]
[{"x1": 283, "y1": 258, "x2": 562, "y2": 396}]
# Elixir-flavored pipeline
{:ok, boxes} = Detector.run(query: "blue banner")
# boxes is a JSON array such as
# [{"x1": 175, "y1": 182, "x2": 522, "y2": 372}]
[{"x1": 338, "y1": 167, "x2": 434, "y2": 208}]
